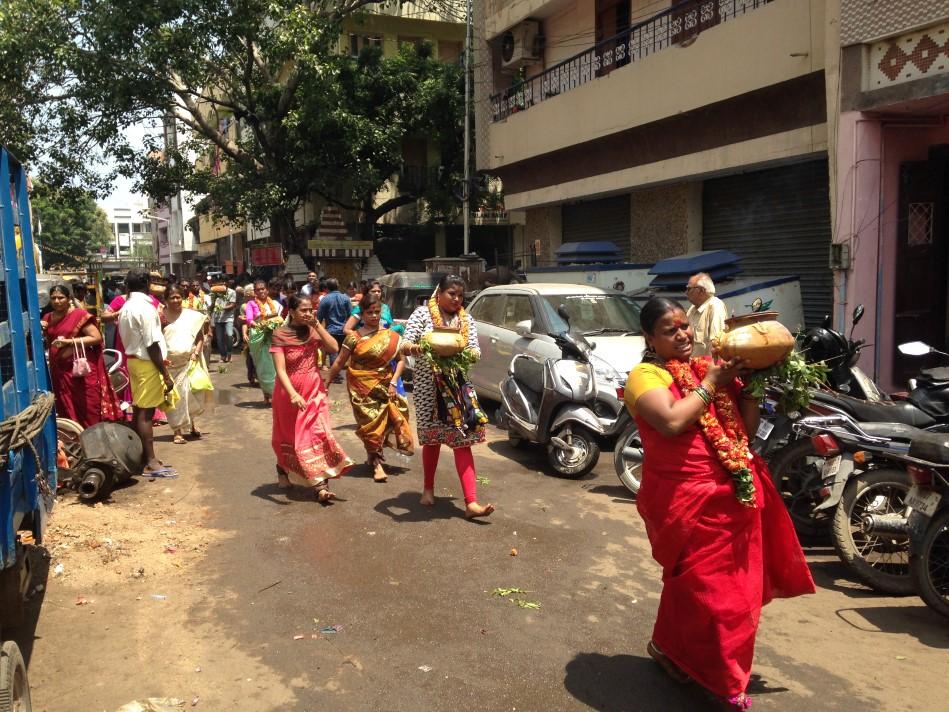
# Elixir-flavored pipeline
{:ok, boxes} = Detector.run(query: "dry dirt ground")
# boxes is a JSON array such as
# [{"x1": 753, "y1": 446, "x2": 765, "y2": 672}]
[{"x1": 12, "y1": 359, "x2": 949, "y2": 712}]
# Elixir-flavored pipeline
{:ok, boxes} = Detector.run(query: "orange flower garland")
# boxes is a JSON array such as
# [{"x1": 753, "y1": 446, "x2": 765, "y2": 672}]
[
  {"x1": 665, "y1": 357, "x2": 757, "y2": 507},
  {"x1": 428, "y1": 294, "x2": 470, "y2": 343}
]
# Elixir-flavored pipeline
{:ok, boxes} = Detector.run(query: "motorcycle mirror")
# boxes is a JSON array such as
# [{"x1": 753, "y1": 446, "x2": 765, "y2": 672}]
[
  {"x1": 852, "y1": 304, "x2": 865, "y2": 326},
  {"x1": 557, "y1": 305, "x2": 571, "y2": 323},
  {"x1": 821, "y1": 314, "x2": 832, "y2": 329},
  {"x1": 898, "y1": 341, "x2": 932, "y2": 356}
]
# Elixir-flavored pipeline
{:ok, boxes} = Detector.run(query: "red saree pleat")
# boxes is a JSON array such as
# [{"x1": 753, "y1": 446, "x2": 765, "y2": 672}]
[{"x1": 635, "y1": 374, "x2": 814, "y2": 698}]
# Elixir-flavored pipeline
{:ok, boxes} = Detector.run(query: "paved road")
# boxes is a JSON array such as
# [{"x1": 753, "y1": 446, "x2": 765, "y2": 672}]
[{"x1": 19, "y1": 357, "x2": 949, "y2": 711}]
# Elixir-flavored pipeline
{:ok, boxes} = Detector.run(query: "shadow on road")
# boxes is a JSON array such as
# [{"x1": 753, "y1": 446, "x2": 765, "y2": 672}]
[
  {"x1": 834, "y1": 605, "x2": 949, "y2": 648},
  {"x1": 583, "y1": 483, "x2": 636, "y2": 501},
  {"x1": 13, "y1": 546, "x2": 51, "y2": 668},
  {"x1": 374, "y1": 490, "x2": 489, "y2": 524},
  {"x1": 564, "y1": 652, "x2": 712, "y2": 711},
  {"x1": 806, "y1": 559, "x2": 886, "y2": 598}
]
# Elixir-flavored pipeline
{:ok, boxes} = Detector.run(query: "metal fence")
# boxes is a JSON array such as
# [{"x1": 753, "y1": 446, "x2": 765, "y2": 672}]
[{"x1": 490, "y1": 0, "x2": 774, "y2": 123}]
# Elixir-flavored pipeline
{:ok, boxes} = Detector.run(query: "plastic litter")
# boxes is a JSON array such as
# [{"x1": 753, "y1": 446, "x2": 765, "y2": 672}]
[
  {"x1": 150, "y1": 594, "x2": 168, "y2": 601},
  {"x1": 116, "y1": 699, "x2": 185, "y2": 712},
  {"x1": 293, "y1": 635, "x2": 305, "y2": 640},
  {"x1": 75, "y1": 596, "x2": 90, "y2": 606},
  {"x1": 418, "y1": 665, "x2": 433, "y2": 673},
  {"x1": 510, "y1": 548, "x2": 518, "y2": 557},
  {"x1": 191, "y1": 697, "x2": 200, "y2": 707},
  {"x1": 320, "y1": 625, "x2": 344, "y2": 634},
  {"x1": 53, "y1": 563, "x2": 65, "y2": 576}
]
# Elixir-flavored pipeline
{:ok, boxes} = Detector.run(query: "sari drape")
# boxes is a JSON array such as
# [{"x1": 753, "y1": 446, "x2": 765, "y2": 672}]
[
  {"x1": 163, "y1": 309, "x2": 210, "y2": 430},
  {"x1": 344, "y1": 330, "x2": 414, "y2": 458},
  {"x1": 269, "y1": 326, "x2": 353, "y2": 485},
  {"x1": 246, "y1": 298, "x2": 281, "y2": 396},
  {"x1": 634, "y1": 362, "x2": 814, "y2": 698},
  {"x1": 47, "y1": 308, "x2": 122, "y2": 427}
]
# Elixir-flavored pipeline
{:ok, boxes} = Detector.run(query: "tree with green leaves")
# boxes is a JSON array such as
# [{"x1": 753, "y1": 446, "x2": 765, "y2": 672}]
[
  {"x1": 31, "y1": 183, "x2": 114, "y2": 267},
  {"x1": 0, "y1": 1, "x2": 466, "y2": 253}
]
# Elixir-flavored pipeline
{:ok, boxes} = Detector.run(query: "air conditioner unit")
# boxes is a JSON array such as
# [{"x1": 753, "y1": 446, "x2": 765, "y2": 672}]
[{"x1": 500, "y1": 20, "x2": 542, "y2": 72}]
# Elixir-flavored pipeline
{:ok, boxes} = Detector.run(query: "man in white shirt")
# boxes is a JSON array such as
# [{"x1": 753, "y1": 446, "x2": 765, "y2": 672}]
[
  {"x1": 686, "y1": 272, "x2": 729, "y2": 357},
  {"x1": 300, "y1": 271, "x2": 318, "y2": 297},
  {"x1": 118, "y1": 268, "x2": 175, "y2": 475}
]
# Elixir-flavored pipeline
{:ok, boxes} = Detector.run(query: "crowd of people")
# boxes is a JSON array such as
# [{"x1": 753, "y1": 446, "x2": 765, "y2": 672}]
[
  {"x1": 41, "y1": 265, "x2": 817, "y2": 710},
  {"x1": 42, "y1": 267, "x2": 495, "y2": 514}
]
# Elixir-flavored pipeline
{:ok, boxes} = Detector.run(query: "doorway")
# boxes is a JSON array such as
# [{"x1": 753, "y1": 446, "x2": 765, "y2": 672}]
[{"x1": 893, "y1": 147, "x2": 949, "y2": 384}]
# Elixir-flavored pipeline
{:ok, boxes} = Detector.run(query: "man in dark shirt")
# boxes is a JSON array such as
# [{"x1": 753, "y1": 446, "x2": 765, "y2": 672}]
[{"x1": 316, "y1": 278, "x2": 351, "y2": 371}]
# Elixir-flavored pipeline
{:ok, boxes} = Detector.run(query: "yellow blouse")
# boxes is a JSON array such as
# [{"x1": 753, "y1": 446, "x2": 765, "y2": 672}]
[{"x1": 624, "y1": 362, "x2": 673, "y2": 416}]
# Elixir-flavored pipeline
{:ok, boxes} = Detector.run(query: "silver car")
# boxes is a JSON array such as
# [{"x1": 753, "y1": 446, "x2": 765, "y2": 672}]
[{"x1": 466, "y1": 283, "x2": 646, "y2": 402}]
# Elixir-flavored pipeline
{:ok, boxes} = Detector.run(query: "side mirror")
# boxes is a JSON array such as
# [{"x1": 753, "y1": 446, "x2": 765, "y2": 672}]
[
  {"x1": 821, "y1": 314, "x2": 832, "y2": 329},
  {"x1": 515, "y1": 320, "x2": 533, "y2": 338},
  {"x1": 557, "y1": 305, "x2": 570, "y2": 323},
  {"x1": 898, "y1": 341, "x2": 932, "y2": 356},
  {"x1": 852, "y1": 304, "x2": 865, "y2": 326}
]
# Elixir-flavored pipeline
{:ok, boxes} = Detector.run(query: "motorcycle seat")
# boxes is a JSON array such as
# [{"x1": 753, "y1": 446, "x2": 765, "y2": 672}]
[
  {"x1": 511, "y1": 357, "x2": 545, "y2": 400},
  {"x1": 909, "y1": 385, "x2": 949, "y2": 419},
  {"x1": 909, "y1": 431, "x2": 949, "y2": 465},
  {"x1": 811, "y1": 390, "x2": 937, "y2": 428},
  {"x1": 858, "y1": 422, "x2": 929, "y2": 441}
]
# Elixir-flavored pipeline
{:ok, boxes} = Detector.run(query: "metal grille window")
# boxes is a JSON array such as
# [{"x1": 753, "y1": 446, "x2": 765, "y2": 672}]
[{"x1": 907, "y1": 202, "x2": 935, "y2": 246}]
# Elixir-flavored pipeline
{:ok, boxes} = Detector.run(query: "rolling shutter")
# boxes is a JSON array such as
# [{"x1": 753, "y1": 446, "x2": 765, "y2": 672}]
[
  {"x1": 562, "y1": 195, "x2": 631, "y2": 260},
  {"x1": 703, "y1": 160, "x2": 833, "y2": 328}
]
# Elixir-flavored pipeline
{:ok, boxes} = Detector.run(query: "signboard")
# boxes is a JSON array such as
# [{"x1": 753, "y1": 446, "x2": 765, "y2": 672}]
[{"x1": 250, "y1": 243, "x2": 284, "y2": 266}]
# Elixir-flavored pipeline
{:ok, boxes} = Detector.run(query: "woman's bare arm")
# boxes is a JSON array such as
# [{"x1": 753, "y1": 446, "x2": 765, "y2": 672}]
[{"x1": 342, "y1": 314, "x2": 359, "y2": 336}]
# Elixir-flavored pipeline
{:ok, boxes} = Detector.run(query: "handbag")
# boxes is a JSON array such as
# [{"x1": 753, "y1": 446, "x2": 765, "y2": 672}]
[
  {"x1": 188, "y1": 360, "x2": 214, "y2": 392},
  {"x1": 71, "y1": 340, "x2": 92, "y2": 378}
]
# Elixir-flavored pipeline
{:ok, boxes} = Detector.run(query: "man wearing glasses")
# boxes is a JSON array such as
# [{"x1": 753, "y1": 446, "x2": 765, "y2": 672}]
[{"x1": 685, "y1": 272, "x2": 728, "y2": 356}]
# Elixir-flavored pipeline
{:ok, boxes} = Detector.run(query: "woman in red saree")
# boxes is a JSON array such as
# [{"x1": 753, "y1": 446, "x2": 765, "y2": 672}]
[
  {"x1": 44, "y1": 285, "x2": 122, "y2": 427},
  {"x1": 624, "y1": 297, "x2": 814, "y2": 710},
  {"x1": 270, "y1": 295, "x2": 353, "y2": 502}
]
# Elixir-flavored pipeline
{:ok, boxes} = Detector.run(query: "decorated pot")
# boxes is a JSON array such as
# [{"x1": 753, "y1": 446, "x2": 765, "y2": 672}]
[
  {"x1": 712, "y1": 314, "x2": 794, "y2": 370},
  {"x1": 423, "y1": 326, "x2": 466, "y2": 357}
]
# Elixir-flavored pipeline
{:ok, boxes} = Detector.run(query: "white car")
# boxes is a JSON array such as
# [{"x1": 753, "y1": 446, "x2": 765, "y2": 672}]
[{"x1": 466, "y1": 283, "x2": 646, "y2": 401}]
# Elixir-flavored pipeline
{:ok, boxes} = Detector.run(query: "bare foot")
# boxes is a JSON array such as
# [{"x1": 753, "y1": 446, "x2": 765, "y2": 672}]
[
  {"x1": 317, "y1": 489, "x2": 336, "y2": 504},
  {"x1": 465, "y1": 501, "x2": 495, "y2": 519},
  {"x1": 277, "y1": 473, "x2": 291, "y2": 490},
  {"x1": 420, "y1": 489, "x2": 435, "y2": 506},
  {"x1": 373, "y1": 463, "x2": 388, "y2": 483}
]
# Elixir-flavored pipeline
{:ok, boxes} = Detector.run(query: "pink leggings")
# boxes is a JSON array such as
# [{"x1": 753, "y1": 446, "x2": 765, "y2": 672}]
[{"x1": 422, "y1": 444, "x2": 477, "y2": 504}]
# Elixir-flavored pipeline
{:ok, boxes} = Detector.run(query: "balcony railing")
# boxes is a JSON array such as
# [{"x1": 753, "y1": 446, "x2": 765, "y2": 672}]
[{"x1": 489, "y1": 0, "x2": 774, "y2": 123}]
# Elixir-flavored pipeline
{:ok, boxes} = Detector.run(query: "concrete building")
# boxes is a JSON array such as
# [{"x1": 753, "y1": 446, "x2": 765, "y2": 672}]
[
  {"x1": 105, "y1": 198, "x2": 153, "y2": 260},
  {"x1": 833, "y1": 0, "x2": 949, "y2": 390},
  {"x1": 152, "y1": 117, "x2": 198, "y2": 278},
  {"x1": 476, "y1": 0, "x2": 835, "y2": 327}
]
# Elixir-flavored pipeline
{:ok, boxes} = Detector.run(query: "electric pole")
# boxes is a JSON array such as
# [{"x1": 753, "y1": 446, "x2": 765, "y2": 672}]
[{"x1": 463, "y1": 0, "x2": 472, "y2": 255}]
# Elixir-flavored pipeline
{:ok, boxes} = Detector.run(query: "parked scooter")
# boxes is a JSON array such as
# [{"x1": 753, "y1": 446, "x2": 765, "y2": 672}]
[
  {"x1": 499, "y1": 307, "x2": 628, "y2": 478},
  {"x1": 799, "y1": 305, "x2": 884, "y2": 401},
  {"x1": 791, "y1": 413, "x2": 916, "y2": 595}
]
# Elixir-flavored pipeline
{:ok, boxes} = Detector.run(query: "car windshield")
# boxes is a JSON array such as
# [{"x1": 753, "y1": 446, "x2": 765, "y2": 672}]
[{"x1": 541, "y1": 294, "x2": 642, "y2": 335}]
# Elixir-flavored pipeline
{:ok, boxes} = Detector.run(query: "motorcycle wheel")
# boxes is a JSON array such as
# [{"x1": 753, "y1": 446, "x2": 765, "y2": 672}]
[
  {"x1": 767, "y1": 438, "x2": 831, "y2": 539},
  {"x1": 832, "y1": 469, "x2": 914, "y2": 595},
  {"x1": 56, "y1": 418, "x2": 84, "y2": 470},
  {"x1": 0, "y1": 640, "x2": 32, "y2": 712},
  {"x1": 613, "y1": 424, "x2": 643, "y2": 495},
  {"x1": 910, "y1": 508, "x2": 949, "y2": 618},
  {"x1": 547, "y1": 426, "x2": 599, "y2": 478}
]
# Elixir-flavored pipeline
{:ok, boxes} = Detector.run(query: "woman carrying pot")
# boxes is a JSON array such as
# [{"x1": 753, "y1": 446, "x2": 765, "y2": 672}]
[{"x1": 401, "y1": 275, "x2": 494, "y2": 519}]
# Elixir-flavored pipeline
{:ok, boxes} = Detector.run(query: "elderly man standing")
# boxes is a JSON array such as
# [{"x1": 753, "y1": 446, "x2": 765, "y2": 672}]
[
  {"x1": 118, "y1": 268, "x2": 176, "y2": 475},
  {"x1": 685, "y1": 272, "x2": 729, "y2": 356}
]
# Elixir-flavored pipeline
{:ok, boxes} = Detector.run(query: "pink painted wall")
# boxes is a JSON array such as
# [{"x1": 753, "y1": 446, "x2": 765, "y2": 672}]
[{"x1": 836, "y1": 111, "x2": 949, "y2": 392}]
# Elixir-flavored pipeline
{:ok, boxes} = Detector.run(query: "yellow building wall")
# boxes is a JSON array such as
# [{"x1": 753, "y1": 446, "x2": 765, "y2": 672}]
[{"x1": 488, "y1": 0, "x2": 826, "y2": 172}]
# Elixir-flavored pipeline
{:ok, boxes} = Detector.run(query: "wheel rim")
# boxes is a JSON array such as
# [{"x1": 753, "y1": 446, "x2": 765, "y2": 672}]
[
  {"x1": 776, "y1": 452, "x2": 829, "y2": 530},
  {"x1": 925, "y1": 519, "x2": 949, "y2": 605},
  {"x1": 618, "y1": 434, "x2": 643, "y2": 489},
  {"x1": 14, "y1": 662, "x2": 28, "y2": 710},
  {"x1": 848, "y1": 482, "x2": 909, "y2": 576},
  {"x1": 554, "y1": 434, "x2": 591, "y2": 470},
  {"x1": 57, "y1": 419, "x2": 84, "y2": 469}
]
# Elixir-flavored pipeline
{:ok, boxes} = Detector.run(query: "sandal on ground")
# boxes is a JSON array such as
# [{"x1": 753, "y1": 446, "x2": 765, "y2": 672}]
[
  {"x1": 276, "y1": 466, "x2": 291, "y2": 490},
  {"x1": 189, "y1": 429, "x2": 202, "y2": 440},
  {"x1": 173, "y1": 433, "x2": 187, "y2": 445},
  {"x1": 717, "y1": 693, "x2": 752, "y2": 711},
  {"x1": 315, "y1": 480, "x2": 336, "y2": 504},
  {"x1": 646, "y1": 640, "x2": 692, "y2": 685}
]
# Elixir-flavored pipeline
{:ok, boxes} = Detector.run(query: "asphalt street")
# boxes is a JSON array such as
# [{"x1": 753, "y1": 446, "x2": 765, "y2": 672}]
[{"x1": 18, "y1": 356, "x2": 949, "y2": 711}]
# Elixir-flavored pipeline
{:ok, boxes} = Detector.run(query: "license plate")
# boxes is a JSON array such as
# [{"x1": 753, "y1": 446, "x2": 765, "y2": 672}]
[
  {"x1": 822, "y1": 455, "x2": 842, "y2": 477},
  {"x1": 756, "y1": 420, "x2": 775, "y2": 440},
  {"x1": 906, "y1": 486, "x2": 943, "y2": 518}
]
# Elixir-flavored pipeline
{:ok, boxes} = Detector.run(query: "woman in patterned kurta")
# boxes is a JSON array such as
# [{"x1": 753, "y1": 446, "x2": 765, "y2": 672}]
[
  {"x1": 402, "y1": 275, "x2": 494, "y2": 518},
  {"x1": 270, "y1": 295, "x2": 354, "y2": 502}
]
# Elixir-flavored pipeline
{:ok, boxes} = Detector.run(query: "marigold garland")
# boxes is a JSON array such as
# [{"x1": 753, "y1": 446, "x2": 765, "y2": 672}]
[
  {"x1": 665, "y1": 357, "x2": 757, "y2": 507},
  {"x1": 428, "y1": 294, "x2": 470, "y2": 343}
]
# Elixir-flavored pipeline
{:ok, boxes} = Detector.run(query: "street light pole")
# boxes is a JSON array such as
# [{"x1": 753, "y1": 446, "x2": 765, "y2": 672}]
[
  {"x1": 463, "y1": 0, "x2": 472, "y2": 256},
  {"x1": 143, "y1": 212, "x2": 172, "y2": 275}
]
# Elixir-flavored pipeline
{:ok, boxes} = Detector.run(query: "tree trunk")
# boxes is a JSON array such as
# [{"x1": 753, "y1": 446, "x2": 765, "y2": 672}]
[{"x1": 269, "y1": 210, "x2": 303, "y2": 256}]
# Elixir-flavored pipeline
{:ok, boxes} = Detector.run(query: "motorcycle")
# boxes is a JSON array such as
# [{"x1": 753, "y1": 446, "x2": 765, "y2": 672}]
[
  {"x1": 499, "y1": 307, "x2": 629, "y2": 478},
  {"x1": 799, "y1": 305, "x2": 883, "y2": 401},
  {"x1": 904, "y1": 432, "x2": 949, "y2": 617},
  {"x1": 791, "y1": 413, "x2": 916, "y2": 595}
]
